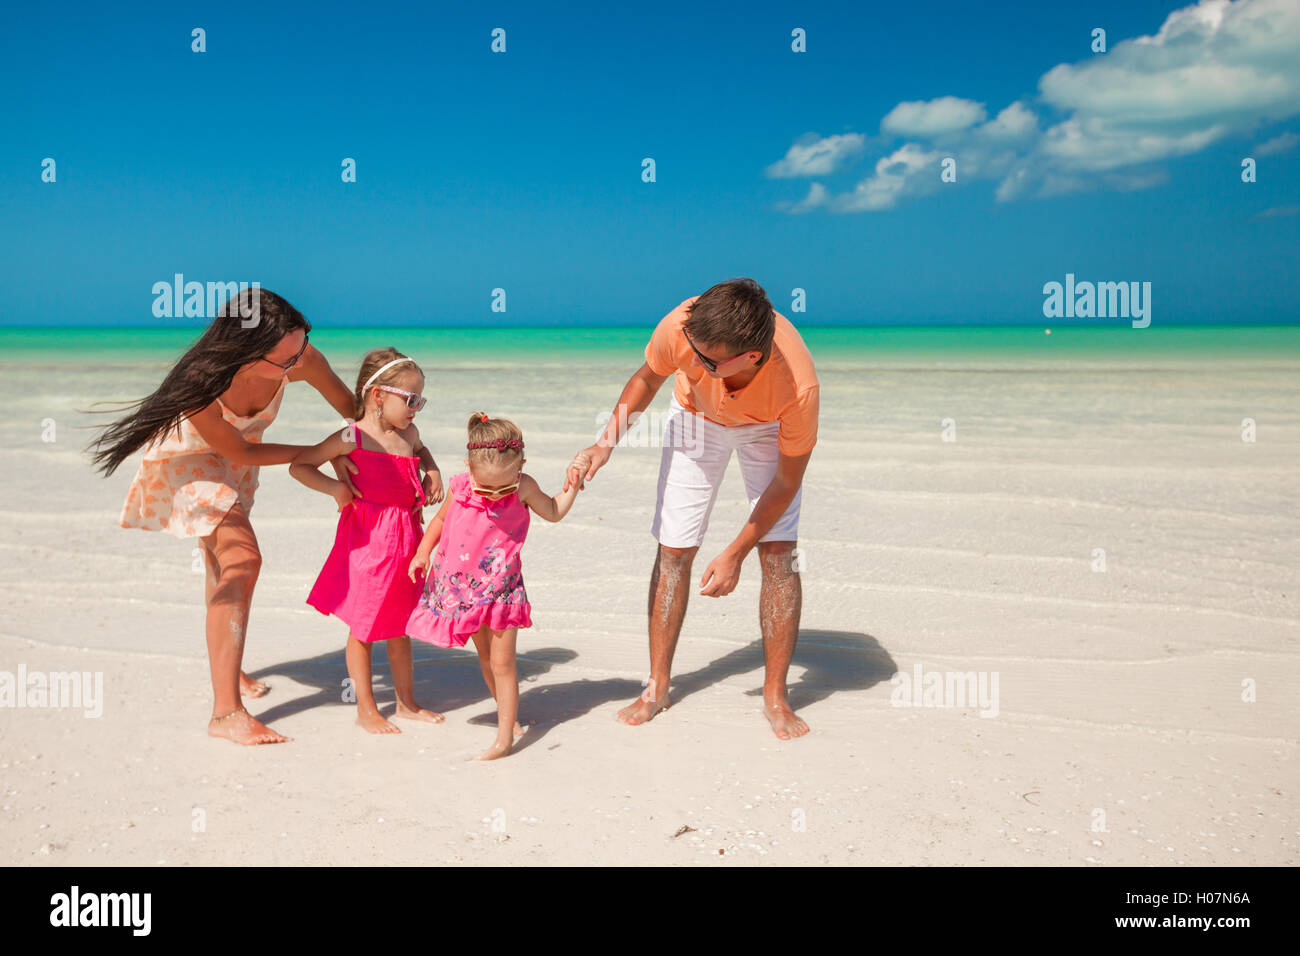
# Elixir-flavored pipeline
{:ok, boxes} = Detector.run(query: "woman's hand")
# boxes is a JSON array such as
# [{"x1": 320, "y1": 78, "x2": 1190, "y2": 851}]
[
  {"x1": 329, "y1": 456, "x2": 362, "y2": 499},
  {"x1": 408, "y1": 551, "x2": 430, "y2": 583}
]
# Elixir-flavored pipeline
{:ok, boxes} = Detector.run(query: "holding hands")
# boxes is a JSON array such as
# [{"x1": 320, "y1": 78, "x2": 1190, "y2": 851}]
[{"x1": 564, "y1": 445, "x2": 607, "y2": 492}]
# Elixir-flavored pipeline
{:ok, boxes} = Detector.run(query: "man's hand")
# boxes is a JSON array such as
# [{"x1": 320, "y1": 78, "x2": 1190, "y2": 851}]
[
  {"x1": 564, "y1": 444, "x2": 611, "y2": 492},
  {"x1": 699, "y1": 547, "x2": 747, "y2": 597},
  {"x1": 329, "y1": 456, "x2": 361, "y2": 498}
]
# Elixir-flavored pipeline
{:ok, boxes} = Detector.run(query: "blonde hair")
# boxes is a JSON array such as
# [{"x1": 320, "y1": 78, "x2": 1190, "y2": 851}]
[
  {"x1": 354, "y1": 347, "x2": 423, "y2": 419},
  {"x1": 466, "y1": 412, "x2": 524, "y2": 470}
]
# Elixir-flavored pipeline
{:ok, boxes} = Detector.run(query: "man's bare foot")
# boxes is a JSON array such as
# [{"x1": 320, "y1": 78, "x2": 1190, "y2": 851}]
[
  {"x1": 394, "y1": 703, "x2": 445, "y2": 724},
  {"x1": 208, "y1": 707, "x2": 290, "y2": 745},
  {"x1": 240, "y1": 671, "x2": 269, "y2": 698},
  {"x1": 357, "y1": 710, "x2": 401, "y2": 734},
  {"x1": 763, "y1": 701, "x2": 809, "y2": 740},
  {"x1": 474, "y1": 739, "x2": 512, "y2": 761},
  {"x1": 616, "y1": 693, "x2": 671, "y2": 726}
]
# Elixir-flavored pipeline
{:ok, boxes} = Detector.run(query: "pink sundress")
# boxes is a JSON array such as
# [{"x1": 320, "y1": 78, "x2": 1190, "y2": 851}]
[
  {"x1": 306, "y1": 439, "x2": 426, "y2": 643},
  {"x1": 406, "y1": 471, "x2": 532, "y2": 648}
]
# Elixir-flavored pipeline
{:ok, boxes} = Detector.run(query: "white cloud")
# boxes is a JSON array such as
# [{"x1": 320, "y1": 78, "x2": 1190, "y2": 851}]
[
  {"x1": 770, "y1": 0, "x2": 1300, "y2": 212},
  {"x1": 787, "y1": 182, "x2": 830, "y2": 213},
  {"x1": 975, "y1": 102, "x2": 1039, "y2": 143},
  {"x1": 881, "y1": 96, "x2": 986, "y2": 137},
  {"x1": 765, "y1": 133, "x2": 866, "y2": 178},
  {"x1": 1254, "y1": 131, "x2": 1299, "y2": 154},
  {"x1": 828, "y1": 143, "x2": 943, "y2": 212}
]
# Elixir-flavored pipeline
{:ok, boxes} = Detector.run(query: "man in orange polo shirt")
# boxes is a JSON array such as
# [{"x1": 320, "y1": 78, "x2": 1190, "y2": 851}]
[{"x1": 566, "y1": 278, "x2": 819, "y2": 740}]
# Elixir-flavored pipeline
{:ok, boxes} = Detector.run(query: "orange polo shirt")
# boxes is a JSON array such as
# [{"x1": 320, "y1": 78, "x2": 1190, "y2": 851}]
[{"x1": 644, "y1": 297, "x2": 820, "y2": 456}]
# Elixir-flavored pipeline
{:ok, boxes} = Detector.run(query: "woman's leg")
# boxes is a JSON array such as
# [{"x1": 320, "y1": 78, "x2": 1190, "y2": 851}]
[
  {"x1": 201, "y1": 543, "x2": 267, "y2": 699},
  {"x1": 388, "y1": 636, "x2": 444, "y2": 723},
  {"x1": 475, "y1": 627, "x2": 519, "y2": 761},
  {"x1": 346, "y1": 634, "x2": 399, "y2": 734},
  {"x1": 200, "y1": 501, "x2": 289, "y2": 745}
]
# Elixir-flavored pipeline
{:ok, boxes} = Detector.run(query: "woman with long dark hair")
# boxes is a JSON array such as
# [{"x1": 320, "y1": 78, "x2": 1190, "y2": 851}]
[{"x1": 89, "y1": 288, "x2": 373, "y2": 745}]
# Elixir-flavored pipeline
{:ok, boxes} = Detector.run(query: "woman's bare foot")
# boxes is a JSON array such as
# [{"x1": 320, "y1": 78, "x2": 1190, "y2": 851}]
[
  {"x1": 239, "y1": 671, "x2": 269, "y2": 698},
  {"x1": 394, "y1": 702, "x2": 445, "y2": 724},
  {"x1": 356, "y1": 710, "x2": 401, "y2": 734},
  {"x1": 763, "y1": 700, "x2": 810, "y2": 740},
  {"x1": 474, "y1": 739, "x2": 512, "y2": 761},
  {"x1": 208, "y1": 707, "x2": 290, "y2": 745},
  {"x1": 616, "y1": 693, "x2": 671, "y2": 726}
]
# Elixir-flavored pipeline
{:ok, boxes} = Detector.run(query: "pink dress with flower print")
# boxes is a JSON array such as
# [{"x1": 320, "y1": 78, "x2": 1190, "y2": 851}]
[{"x1": 406, "y1": 472, "x2": 532, "y2": 648}]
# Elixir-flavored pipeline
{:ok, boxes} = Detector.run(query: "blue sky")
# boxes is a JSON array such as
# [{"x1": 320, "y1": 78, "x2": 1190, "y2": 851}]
[{"x1": 2, "y1": 0, "x2": 1297, "y2": 326}]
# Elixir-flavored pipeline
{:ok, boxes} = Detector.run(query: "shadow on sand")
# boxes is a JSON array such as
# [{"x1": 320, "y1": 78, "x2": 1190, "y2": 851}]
[{"x1": 248, "y1": 628, "x2": 895, "y2": 751}]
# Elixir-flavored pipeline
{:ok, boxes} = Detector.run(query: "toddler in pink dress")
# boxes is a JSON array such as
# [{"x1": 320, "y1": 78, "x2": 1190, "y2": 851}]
[{"x1": 407, "y1": 412, "x2": 589, "y2": 760}]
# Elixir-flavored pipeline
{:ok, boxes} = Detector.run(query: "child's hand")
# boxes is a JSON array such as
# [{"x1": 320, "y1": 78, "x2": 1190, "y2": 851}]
[
  {"x1": 422, "y1": 468, "x2": 444, "y2": 505},
  {"x1": 569, "y1": 452, "x2": 592, "y2": 486},
  {"x1": 332, "y1": 483, "x2": 355, "y2": 513},
  {"x1": 408, "y1": 552, "x2": 429, "y2": 582}
]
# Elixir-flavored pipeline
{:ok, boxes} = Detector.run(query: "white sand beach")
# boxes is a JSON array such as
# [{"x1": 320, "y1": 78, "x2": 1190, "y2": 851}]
[{"x1": 1, "y1": 344, "x2": 1297, "y2": 865}]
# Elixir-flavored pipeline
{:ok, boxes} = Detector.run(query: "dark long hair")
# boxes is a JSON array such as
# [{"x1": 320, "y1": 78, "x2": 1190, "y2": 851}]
[{"x1": 86, "y1": 288, "x2": 310, "y2": 477}]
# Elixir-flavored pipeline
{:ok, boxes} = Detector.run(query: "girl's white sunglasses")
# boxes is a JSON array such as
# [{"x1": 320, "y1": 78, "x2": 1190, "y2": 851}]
[{"x1": 373, "y1": 384, "x2": 427, "y2": 412}]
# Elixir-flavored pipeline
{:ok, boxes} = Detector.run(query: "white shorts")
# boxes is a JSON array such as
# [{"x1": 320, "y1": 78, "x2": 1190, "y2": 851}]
[{"x1": 650, "y1": 395, "x2": 802, "y2": 549}]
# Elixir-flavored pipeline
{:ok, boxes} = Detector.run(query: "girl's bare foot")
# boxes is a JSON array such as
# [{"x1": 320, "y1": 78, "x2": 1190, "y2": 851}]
[
  {"x1": 240, "y1": 671, "x2": 269, "y2": 698},
  {"x1": 357, "y1": 710, "x2": 401, "y2": 734},
  {"x1": 208, "y1": 707, "x2": 290, "y2": 745},
  {"x1": 394, "y1": 703, "x2": 445, "y2": 724},
  {"x1": 473, "y1": 739, "x2": 512, "y2": 761}
]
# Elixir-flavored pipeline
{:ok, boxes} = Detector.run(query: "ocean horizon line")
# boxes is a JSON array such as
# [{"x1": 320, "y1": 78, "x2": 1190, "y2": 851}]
[{"x1": 3, "y1": 319, "x2": 1299, "y2": 331}]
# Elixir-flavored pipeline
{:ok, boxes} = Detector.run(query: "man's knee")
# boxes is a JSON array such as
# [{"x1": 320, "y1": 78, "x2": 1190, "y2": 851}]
[
  {"x1": 757, "y1": 540, "x2": 799, "y2": 578},
  {"x1": 657, "y1": 543, "x2": 699, "y2": 567}
]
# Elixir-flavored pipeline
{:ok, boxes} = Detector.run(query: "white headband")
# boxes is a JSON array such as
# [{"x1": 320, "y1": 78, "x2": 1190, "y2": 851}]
[{"x1": 363, "y1": 357, "x2": 413, "y2": 391}]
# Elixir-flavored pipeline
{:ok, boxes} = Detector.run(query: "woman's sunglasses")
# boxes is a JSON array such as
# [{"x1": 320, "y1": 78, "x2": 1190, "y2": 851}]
[
  {"x1": 373, "y1": 385, "x2": 428, "y2": 412},
  {"x1": 259, "y1": 333, "x2": 310, "y2": 371}
]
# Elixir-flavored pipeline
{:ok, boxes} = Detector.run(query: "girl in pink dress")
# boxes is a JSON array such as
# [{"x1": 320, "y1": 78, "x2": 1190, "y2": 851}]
[
  {"x1": 290, "y1": 348, "x2": 446, "y2": 734},
  {"x1": 406, "y1": 412, "x2": 590, "y2": 760}
]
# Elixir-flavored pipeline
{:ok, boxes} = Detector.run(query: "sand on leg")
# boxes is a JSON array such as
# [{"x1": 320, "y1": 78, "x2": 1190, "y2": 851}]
[
  {"x1": 757, "y1": 540, "x2": 808, "y2": 739},
  {"x1": 200, "y1": 501, "x2": 289, "y2": 744},
  {"x1": 346, "y1": 634, "x2": 400, "y2": 733},
  {"x1": 617, "y1": 543, "x2": 696, "y2": 725},
  {"x1": 388, "y1": 635, "x2": 444, "y2": 723},
  {"x1": 203, "y1": 544, "x2": 268, "y2": 699}
]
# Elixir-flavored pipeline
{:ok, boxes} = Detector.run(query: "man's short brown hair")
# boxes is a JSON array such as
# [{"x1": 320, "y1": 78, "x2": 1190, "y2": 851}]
[{"x1": 684, "y1": 278, "x2": 776, "y2": 366}]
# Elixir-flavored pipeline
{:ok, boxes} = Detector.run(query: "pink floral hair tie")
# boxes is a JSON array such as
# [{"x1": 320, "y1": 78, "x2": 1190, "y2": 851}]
[{"x1": 467, "y1": 438, "x2": 524, "y2": 451}]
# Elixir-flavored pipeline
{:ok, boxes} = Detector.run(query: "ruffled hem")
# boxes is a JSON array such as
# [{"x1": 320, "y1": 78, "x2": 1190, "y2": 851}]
[
  {"x1": 306, "y1": 594, "x2": 418, "y2": 643},
  {"x1": 406, "y1": 601, "x2": 532, "y2": 648}
]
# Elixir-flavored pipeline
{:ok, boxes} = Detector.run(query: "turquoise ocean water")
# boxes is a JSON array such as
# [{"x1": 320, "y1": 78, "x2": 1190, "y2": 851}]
[{"x1": 3, "y1": 324, "x2": 1298, "y2": 369}]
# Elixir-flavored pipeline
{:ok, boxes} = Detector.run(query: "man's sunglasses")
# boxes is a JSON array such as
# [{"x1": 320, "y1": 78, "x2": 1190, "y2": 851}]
[
  {"x1": 373, "y1": 384, "x2": 428, "y2": 412},
  {"x1": 682, "y1": 329, "x2": 754, "y2": 374},
  {"x1": 259, "y1": 333, "x2": 310, "y2": 371}
]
